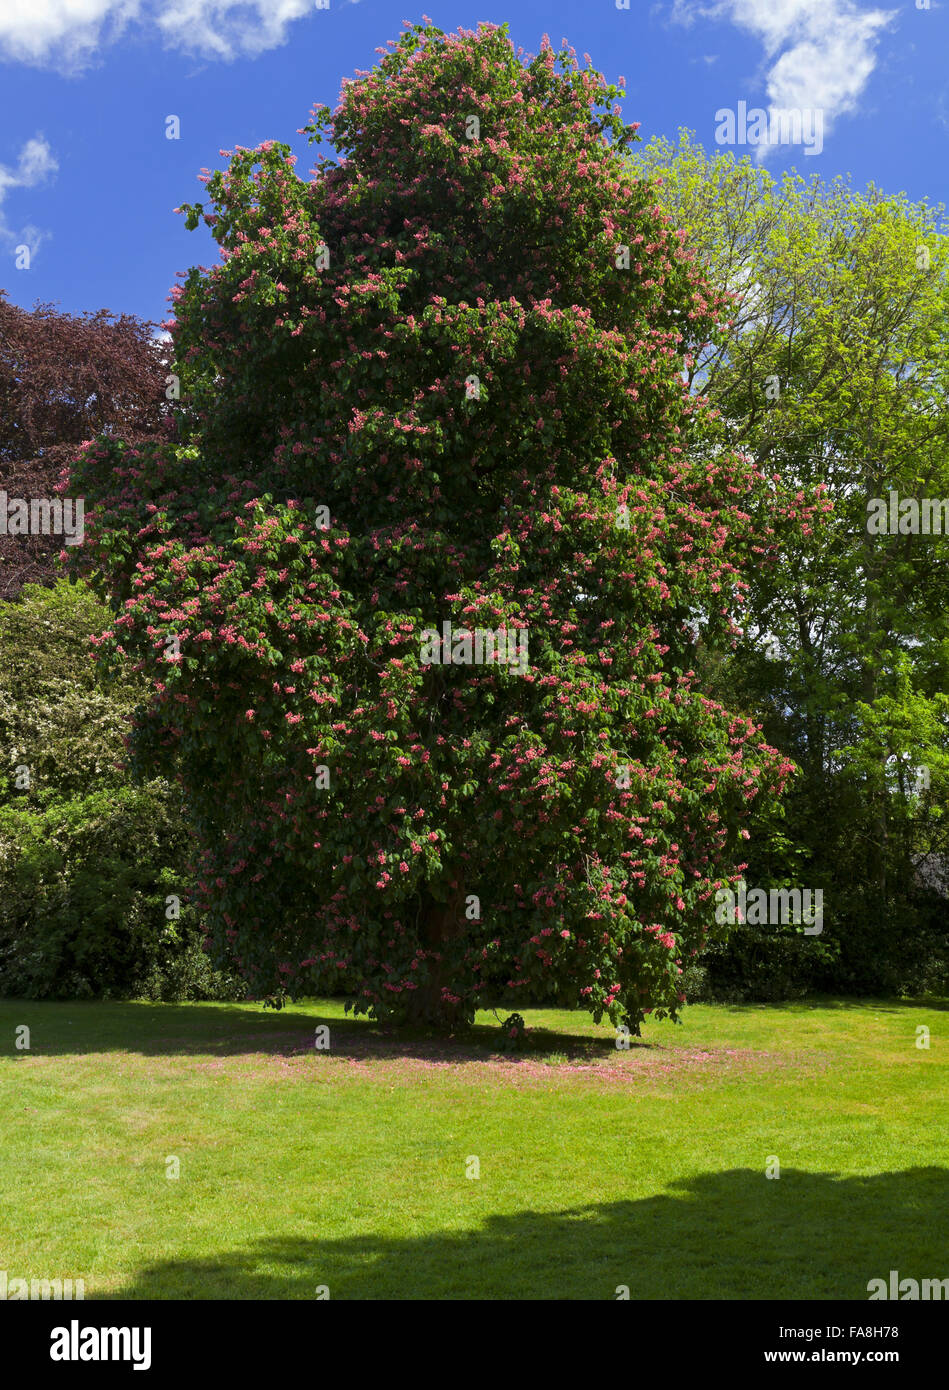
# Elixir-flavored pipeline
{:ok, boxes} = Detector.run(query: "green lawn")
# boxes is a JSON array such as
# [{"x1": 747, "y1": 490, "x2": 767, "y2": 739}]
[{"x1": 2, "y1": 997, "x2": 946, "y2": 1299}]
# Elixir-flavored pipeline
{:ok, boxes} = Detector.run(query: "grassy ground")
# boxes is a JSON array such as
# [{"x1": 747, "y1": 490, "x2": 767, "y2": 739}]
[{"x1": 2, "y1": 997, "x2": 946, "y2": 1299}]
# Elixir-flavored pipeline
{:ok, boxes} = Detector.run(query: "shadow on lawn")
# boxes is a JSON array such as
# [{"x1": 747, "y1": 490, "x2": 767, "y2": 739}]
[
  {"x1": 716, "y1": 997, "x2": 949, "y2": 1016},
  {"x1": 6, "y1": 996, "x2": 945, "y2": 1063},
  {"x1": 1, "y1": 1000, "x2": 647, "y2": 1063},
  {"x1": 102, "y1": 1166, "x2": 949, "y2": 1301}
]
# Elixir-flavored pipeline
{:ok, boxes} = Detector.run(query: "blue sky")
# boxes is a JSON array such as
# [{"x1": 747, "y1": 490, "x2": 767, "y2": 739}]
[{"x1": 1, "y1": 0, "x2": 946, "y2": 330}]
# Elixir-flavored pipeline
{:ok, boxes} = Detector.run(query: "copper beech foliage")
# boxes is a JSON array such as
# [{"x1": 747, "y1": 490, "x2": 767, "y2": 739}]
[
  {"x1": 0, "y1": 290, "x2": 168, "y2": 598},
  {"x1": 70, "y1": 22, "x2": 816, "y2": 1029}
]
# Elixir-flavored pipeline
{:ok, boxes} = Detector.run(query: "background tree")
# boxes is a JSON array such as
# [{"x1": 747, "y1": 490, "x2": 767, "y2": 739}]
[
  {"x1": 71, "y1": 23, "x2": 808, "y2": 1030},
  {"x1": 0, "y1": 298, "x2": 227, "y2": 1001},
  {"x1": 630, "y1": 133, "x2": 949, "y2": 996},
  {"x1": 0, "y1": 291, "x2": 169, "y2": 598}
]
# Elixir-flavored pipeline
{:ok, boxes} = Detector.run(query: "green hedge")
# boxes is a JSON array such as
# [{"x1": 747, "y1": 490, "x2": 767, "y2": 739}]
[
  {"x1": 0, "y1": 786, "x2": 241, "y2": 999},
  {"x1": 0, "y1": 580, "x2": 241, "y2": 1000}
]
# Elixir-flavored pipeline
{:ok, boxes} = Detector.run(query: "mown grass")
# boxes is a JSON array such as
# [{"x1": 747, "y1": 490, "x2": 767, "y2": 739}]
[{"x1": 1, "y1": 997, "x2": 946, "y2": 1299}]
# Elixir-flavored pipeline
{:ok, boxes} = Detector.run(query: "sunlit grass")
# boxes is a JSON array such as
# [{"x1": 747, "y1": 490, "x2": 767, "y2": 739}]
[{"x1": 2, "y1": 996, "x2": 946, "y2": 1299}]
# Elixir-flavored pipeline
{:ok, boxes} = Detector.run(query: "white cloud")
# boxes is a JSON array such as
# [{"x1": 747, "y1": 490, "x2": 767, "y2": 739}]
[
  {"x1": 0, "y1": 1, "x2": 141, "y2": 70},
  {"x1": 0, "y1": 0, "x2": 330, "y2": 69},
  {"x1": 672, "y1": 0, "x2": 897, "y2": 156},
  {"x1": 156, "y1": 1, "x2": 323, "y2": 60},
  {"x1": 0, "y1": 135, "x2": 58, "y2": 258}
]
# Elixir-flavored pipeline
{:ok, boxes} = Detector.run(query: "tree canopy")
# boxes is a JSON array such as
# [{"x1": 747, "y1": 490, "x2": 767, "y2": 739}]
[{"x1": 0, "y1": 291, "x2": 168, "y2": 598}]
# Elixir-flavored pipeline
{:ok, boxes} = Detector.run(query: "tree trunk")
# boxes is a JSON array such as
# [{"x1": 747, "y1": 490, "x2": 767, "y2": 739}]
[{"x1": 405, "y1": 883, "x2": 469, "y2": 1030}]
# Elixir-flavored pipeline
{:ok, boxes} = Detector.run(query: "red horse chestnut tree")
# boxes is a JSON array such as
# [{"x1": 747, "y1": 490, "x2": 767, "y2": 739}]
[{"x1": 71, "y1": 22, "x2": 802, "y2": 1031}]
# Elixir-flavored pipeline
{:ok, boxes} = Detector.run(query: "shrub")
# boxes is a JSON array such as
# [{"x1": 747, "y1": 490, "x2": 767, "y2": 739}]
[
  {"x1": 0, "y1": 786, "x2": 239, "y2": 1000},
  {"x1": 0, "y1": 581, "x2": 240, "y2": 1000}
]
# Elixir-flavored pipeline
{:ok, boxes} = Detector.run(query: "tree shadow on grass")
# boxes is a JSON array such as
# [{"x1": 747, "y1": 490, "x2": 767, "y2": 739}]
[
  {"x1": 4, "y1": 996, "x2": 945, "y2": 1063},
  {"x1": 100, "y1": 1167, "x2": 949, "y2": 1301},
  {"x1": 717, "y1": 997, "x2": 949, "y2": 1016},
  {"x1": 0, "y1": 999, "x2": 649, "y2": 1063}
]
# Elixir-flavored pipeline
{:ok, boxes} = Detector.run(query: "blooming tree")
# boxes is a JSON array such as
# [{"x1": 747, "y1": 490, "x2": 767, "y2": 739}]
[{"x1": 71, "y1": 22, "x2": 804, "y2": 1030}]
